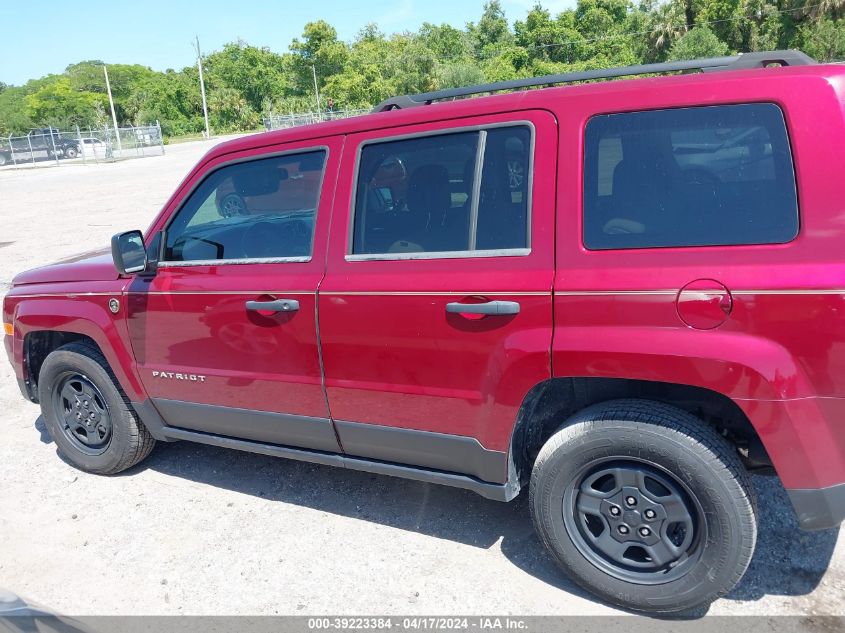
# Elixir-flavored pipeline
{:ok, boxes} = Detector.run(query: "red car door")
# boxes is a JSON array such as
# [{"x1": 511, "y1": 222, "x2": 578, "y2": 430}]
[
  {"x1": 319, "y1": 112, "x2": 557, "y2": 482},
  {"x1": 126, "y1": 137, "x2": 342, "y2": 452}
]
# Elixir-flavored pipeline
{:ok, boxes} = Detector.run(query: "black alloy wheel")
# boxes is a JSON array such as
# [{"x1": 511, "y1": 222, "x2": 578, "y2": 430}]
[{"x1": 52, "y1": 372, "x2": 113, "y2": 455}]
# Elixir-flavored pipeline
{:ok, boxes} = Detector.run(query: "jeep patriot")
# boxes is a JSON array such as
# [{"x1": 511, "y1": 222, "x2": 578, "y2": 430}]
[{"x1": 4, "y1": 50, "x2": 845, "y2": 613}]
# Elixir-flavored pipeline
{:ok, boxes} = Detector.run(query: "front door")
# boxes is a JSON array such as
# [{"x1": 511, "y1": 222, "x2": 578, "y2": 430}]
[
  {"x1": 127, "y1": 137, "x2": 342, "y2": 452},
  {"x1": 319, "y1": 112, "x2": 557, "y2": 482}
]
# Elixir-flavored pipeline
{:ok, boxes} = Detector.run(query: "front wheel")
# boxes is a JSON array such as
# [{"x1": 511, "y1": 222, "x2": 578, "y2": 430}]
[
  {"x1": 38, "y1": 342, "x2": 155, "y2": 474},
  {"x1": 529, "y1": 399, "x2": 757, "y2": 614}
]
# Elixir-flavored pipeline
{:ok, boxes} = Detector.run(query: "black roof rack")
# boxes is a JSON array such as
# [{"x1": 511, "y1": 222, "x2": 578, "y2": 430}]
[{"x1": 372, "y1": 50, "x2": 816, "y2": 112}]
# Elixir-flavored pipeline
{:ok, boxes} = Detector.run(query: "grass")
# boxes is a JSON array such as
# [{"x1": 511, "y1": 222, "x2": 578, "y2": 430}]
[{"x1": 163, "y1": 133, "x2": 210, "y2": 145}]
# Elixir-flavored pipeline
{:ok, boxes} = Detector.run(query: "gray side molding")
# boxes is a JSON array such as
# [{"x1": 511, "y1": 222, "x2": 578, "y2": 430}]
[
  {"x1": 151, "y1": 398, "x2": 342, "y2": 453},
  {"x1": 129, "y1": 399, "x2": 521, "y2": 502},
  {"x1": 335, "y1": 419, "x2": 509, "y2": 484}
]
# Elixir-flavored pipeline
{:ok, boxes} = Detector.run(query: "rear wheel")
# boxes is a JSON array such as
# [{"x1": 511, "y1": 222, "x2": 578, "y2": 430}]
[
  {"x1": 63, "y1": 145, "x2": 79, "y2": 159},
  {"x1": 529, "y1": 399, "x2": 756, "y2": 613},
  {"x1": 38, "y1": 342, "x2": 155, "y2": 474}
]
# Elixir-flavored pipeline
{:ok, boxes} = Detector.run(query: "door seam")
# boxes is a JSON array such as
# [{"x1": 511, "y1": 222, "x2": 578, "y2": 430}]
[{"x1": 316, "y1": 134, "x2": 345, "y2": 452}]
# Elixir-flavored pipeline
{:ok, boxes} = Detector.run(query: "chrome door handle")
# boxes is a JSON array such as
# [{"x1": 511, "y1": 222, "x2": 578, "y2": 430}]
[
  {"x1": 445, "y1": 300, "x2": 520, "y2": 316},
  {"x1": 245, "y1": 299, "x2": 300, "y2": 313}
]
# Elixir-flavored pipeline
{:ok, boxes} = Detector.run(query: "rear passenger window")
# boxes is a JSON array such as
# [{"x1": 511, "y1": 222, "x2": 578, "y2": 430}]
[
  {"x1": 583, "y1": 104, "x2": 798, "y2": 249},
  {"x1": 351, "y1": 125, "x2": 531, "y2": 256}
]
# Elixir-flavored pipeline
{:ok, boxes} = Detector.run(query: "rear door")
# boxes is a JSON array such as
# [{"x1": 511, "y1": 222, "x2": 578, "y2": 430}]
[
  {"x1": 319, "y1": 111, "x2": 557, "y2": 482},
  {"x1": 126, "y1": 137, "x2": 342, "y2": 451}
]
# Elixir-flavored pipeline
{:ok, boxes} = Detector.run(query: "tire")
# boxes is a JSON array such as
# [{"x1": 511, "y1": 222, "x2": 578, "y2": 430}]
[
  {"x1": 0, "y1": 153, "x2": 7, "y2": 166},
  {"x1": 37, "y1": 341, "x2": 155, "y2": 474},
  {"x1": 529, "y1": 399, "x2": 756, "y2": 614},
  {"x1": 63, "y1": 145, "x2": 79, "y2": 159}
]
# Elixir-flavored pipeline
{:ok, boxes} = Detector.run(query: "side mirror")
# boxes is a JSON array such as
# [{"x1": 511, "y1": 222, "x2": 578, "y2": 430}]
[{"x1": 111, "y1": 230, "x2": 147, "y2": 275}]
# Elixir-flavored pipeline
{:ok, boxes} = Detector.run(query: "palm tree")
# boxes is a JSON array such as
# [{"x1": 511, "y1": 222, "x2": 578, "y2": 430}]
[
  {"x1": 798, "y1": 0, "x2": 845, "y2": 21},
  {"x1": 648, "y1": 0, "x2": 690, "y2": 53}
]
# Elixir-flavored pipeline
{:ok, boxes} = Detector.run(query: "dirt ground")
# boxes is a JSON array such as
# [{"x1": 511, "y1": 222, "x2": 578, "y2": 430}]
[{"x1": 0, "y1": 136, "x2": 843, "y2": 617}]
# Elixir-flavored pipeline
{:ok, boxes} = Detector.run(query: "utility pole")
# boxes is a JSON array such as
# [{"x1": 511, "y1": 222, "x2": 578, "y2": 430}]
[
  {"x1": 194, "y1": 35, "x2": 211, "y2": 139},
  {"x1": 311, "y1": 65, "x2": 321, "y2": 116},
  {"x1": 103, "y1": 65, "x2": 122, "y2": 152}
]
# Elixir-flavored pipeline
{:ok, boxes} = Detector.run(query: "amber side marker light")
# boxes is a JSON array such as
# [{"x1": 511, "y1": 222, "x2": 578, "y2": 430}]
[{"x1": 3, "y1": 322, "x2": 13, "y2": 336}]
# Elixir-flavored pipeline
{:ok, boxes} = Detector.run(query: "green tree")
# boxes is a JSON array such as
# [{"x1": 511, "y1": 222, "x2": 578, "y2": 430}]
[
  {"x1": 646, "y1": 0, "x2": 688, "y2": 58},
  {"x1": 515, "y1": 5, "x2": 588, "y2": 64},
  {"x1": 420, "y1": 23, "x2": 472, "y2": 61},
  {"x1": 322, "y1": 30, "x2": 393, "y2": 108},
  {"x1": 799, "y1": 0, "x2": 845, "y2": 21},
  {"x1": 481, "y1": 47, "x2": 527, "y2": 81},
  {"x1": 434, "y1": 62, "x2": 486, "y2": 89},
  {"x1": 385, "y1": 34, "x2": 437, "y2": 94},
  {"x1": 468, "y1": 1, "x2": 514, "y2": 57},
  {"x1": 570, "y1": 0, "x2": 640, "y2": 66},
  {"x1": 669, "y1": 25, "x2": 730, "y2": 60},
  {"x1": 797, "y1": 17, "x2": 845, "y2": 61},
  {"x1": 208, "y1": 86, "x2": 260, "y2": 131},
  {"x1": 124, "y1": 70, "x2": 202, "y2": 135},
  {"x1": 205, "y1": 42, "x2": 290, "y2": 115},
  {"x1": 290, "y1": 21, "x2": 349, "y2": 95},
  {"x1": 63, "y1": 61, "x2": 158, "y2": 124},
  {"x1": 695, "y1": 0, "x2": 744, "y2": 51},
  {"x1": 0, "y1": 86, "x2": 35, "y2": 135},
  {"x1": 24, "y1": 77, "x2": 106, "y2": 128}
]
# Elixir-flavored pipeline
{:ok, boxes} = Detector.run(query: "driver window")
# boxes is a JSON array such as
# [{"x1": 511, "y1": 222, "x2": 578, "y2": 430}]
[{"x1": 164, "y1": 150, "x2": 326, "y2": 262}]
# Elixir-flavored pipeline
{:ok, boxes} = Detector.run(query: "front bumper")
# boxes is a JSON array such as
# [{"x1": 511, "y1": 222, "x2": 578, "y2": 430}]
[{"x1": 786, "y1": 483, "x2": 845, "y2": 530}]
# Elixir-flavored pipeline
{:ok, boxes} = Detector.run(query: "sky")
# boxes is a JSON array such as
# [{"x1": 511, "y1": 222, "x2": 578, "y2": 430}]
[{"x1": 0, "y1": 0, "x2": 576, "y2": 86}]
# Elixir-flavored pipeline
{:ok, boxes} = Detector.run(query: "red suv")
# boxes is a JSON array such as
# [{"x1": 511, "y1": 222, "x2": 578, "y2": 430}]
[{"x1": 4, "y1": 50, "x2": 844, "y2": 614}]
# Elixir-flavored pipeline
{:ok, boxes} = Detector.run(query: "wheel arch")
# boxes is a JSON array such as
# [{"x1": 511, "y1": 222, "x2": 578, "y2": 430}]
[
  {"x1": 509, "y1": 377, "x2": 767, "y2": 485},
  {"x1": 23, "y1": 331, "x2": 102, "y2": 401},
  {"x1": 14, "y1": 297, "x2": 146, "y2": 403}
]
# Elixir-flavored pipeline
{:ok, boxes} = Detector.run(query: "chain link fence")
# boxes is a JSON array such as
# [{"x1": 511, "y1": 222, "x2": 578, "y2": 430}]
[
  {"x1": 263, "y1": 109, "x2": 369, "y2": 131},
  {"x1": 0, "y1": 123, "x2": 164, "y2": 169}
]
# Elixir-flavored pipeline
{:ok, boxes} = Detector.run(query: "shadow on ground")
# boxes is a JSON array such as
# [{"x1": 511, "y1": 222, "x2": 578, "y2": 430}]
[
  {"x1": 35, "y1": 415, "x2": 841, "y2": 612},
  {"x1": 726, "y1": 476, "x2": 839, "y2": 601}
]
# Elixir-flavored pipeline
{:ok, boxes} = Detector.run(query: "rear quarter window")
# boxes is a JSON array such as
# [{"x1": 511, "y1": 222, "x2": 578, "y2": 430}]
[{"x1": 583, "y1": 103, "x2": 798, "y2": 250}]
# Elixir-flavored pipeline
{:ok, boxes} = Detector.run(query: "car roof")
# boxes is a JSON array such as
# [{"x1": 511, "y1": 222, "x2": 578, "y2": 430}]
[{"x1": 206, "y1": 63, "x2": 845, "y2": 162}]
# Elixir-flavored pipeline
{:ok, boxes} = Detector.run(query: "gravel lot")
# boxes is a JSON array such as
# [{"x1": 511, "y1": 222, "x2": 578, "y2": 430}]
[{"x1": 0, "y1": 136, "x2": 843, "y2": 618}]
